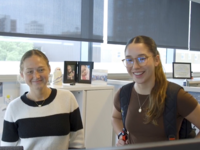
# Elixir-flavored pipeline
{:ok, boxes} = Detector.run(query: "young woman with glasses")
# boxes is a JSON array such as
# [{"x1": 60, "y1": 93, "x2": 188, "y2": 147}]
[{"x1": 112, "y1": 35, "x2": 200, "y2": 146}]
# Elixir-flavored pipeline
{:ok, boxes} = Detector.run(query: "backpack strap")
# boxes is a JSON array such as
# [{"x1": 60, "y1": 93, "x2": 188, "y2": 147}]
[
  {"x1": 164, "y1": 82, "x2": 183, "y2": 140},
  {"x1": 119, "y1": 82, "x2": 134, "y2": 129}
]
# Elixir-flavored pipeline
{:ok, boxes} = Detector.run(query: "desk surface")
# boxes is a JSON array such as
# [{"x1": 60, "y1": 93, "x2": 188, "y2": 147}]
[
  {"x1": 51, "y1": 83, "x2": 114, "y2": 91},
  {"x1": 20, "y1": 83, "x2": 114, "y2": 94},
  {"x1": 108, "y1": 79, "x2": 200, "y2": 93}
]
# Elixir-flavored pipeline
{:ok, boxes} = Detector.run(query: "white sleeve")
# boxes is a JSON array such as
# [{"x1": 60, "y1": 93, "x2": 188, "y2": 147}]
[
  {"x1": 68, "y1": 92, "x2": 85, "y2": 149},
  {"x1": 1, "y1": 103, "x2": 19, "y2": 146}
]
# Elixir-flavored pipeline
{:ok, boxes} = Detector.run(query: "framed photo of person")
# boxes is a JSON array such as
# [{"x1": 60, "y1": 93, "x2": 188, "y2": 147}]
[
  {"x1": 77, "y1": 61, "x2": 94, "y2": 84},
  {"x1": 63, "y1": 61, "x2": 77, "y2": 83},
  {"x1": 172, "y1": 62, "x2": 192, "y2": 79}
]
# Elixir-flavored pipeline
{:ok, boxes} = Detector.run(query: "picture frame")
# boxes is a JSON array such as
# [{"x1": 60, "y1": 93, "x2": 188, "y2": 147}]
[
  {"x1": 63, "y1": 61, "x2": 77, "y2": 83},
  {"x1": 77, "y1": 61, "x2": 94, "y2": 84},
  {"x1": 172, "y1": 62, "x2": 192, "y2": 79}
]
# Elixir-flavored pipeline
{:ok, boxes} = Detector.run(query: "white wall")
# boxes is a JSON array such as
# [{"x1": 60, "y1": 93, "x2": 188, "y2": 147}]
[{"x1": 0, "y1": 82, "x2": 20, "y2": 101}]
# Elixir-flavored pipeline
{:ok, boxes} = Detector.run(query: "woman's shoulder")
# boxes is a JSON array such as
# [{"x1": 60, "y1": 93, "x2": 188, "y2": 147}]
[
  {"x1": 4, "y1": 96, "x2": 22, "y2": 117},
  {"x1": 114, "y1": 82, "x2": 135, "y2": 100},
  {"x1": 53, "y1": 89, "x2": 78, "y2": 108},
  {"x1": 8, "y1": 96, "x2": 23, "y2": 107},
  {"x1": 55, "y1": 88, "x2": 71, "y2": 94},
  {"x1": 177, "y1": 88, "x2": 197, "y2": 101},
  {"x1": 55, "y1": 89, "x2": 76, "y2": 101},
  {"x1": 177, "y1": 88, "x2": 198, "y2": 117}
]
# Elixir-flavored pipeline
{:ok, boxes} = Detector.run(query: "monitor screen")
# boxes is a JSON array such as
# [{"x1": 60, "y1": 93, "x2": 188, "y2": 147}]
[
  {"x1": 0, "y1": 146, "x2": 23, "y2": 150},
  {"x1": 172, "y1": 62, "x2": 191, "y2": 79},
  {"x1": 88, "y1": 139, "x2": 200, "y2": 150}
]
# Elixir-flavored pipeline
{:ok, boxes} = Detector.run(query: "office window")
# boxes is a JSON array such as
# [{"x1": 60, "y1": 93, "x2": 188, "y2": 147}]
[
  {"x1": 92, "y1": 43, "x2": 168, "y2": 73},
  {"x1": 1, "y1": 0, "x2": 200, "y2": 76},
  {"x1": 176, "y1": 49, "x2": 200, "y2": 72},
  {"x1": 0, "y1": 36, "x2": 81, "y2": 74},
  {"x1": 0, "y1": 0, "x2": 104, "y2": 43},
  {"x1": 0, "y1": 35, "x2": 190, "y2": 75}
]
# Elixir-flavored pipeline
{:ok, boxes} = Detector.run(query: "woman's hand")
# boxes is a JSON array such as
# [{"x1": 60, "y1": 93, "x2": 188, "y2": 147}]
[{"x1": 116, "y1": 136, "x2": 129, "y2": 146}]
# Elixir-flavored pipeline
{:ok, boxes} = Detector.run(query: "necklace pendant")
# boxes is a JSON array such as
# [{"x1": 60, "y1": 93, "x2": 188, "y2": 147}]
[
  {"x1": 138, "y1": 108, "x2": 142, "y2": 113},
  {"x1": 38, "y1": 105, "x2": 41, "y2": 107}
]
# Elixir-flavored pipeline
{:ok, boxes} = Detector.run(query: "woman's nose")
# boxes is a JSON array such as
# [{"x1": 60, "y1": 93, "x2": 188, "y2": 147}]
[
  {"x1": 33, "y1": 71, "x2": 40, "y2": 78},
  {"x1": 132, "y1": 59, "x2": 140, "y2": 69}
]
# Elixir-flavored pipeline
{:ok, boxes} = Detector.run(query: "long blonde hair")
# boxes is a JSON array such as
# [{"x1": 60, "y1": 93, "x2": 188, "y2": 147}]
[{"x1": 125, "y1": 36, "x2": 168, "y2": 125}]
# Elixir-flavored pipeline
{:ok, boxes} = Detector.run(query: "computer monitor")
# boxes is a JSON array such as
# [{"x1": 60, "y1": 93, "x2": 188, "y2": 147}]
[
  {"x1": 83, "y1": 139, "x2": 200, "y2": 150},
  {"x1": 0, "y1": 146, "x2": 23, "y2": 150},
  {"x1": 172, "y1": 62, "x2": 192, "y2": 79}
]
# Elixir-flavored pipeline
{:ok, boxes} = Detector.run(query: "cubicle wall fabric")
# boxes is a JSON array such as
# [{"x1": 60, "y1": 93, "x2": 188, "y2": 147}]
[
  {"x1": 190, "y1": 1, "x2": 200, "y2": 51},
  {"x1": 107, "y1": 0, "x2": 189, "y2": 49},
  {"x1": 0, "y1": 0, "x2": 104, "y2": 43}
]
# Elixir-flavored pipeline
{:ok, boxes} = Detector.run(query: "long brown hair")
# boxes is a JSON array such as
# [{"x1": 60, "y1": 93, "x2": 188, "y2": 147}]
[{"x1": 125, "y1": 35, "x2": 168, "y2": 125}]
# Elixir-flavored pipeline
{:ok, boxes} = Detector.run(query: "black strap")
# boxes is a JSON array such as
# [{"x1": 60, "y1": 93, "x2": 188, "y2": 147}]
[
  {"x1": 179, "y1": 119, "x2": 193, "y2": 139},
  {"x1": 164, "y1": 82, "x2": 182, "y2": 140},
  {"x1": 119, "y1": 82, "x2": 134, "y2": 129}
]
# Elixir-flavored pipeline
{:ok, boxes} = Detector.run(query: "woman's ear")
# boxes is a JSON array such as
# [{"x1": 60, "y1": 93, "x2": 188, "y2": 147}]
[
  {"x1": 48, "y1": 66, "x2": 51, "y2": 74},
  {"x1": 154, "y1": 55, "x2": 160, "y2": 67}
]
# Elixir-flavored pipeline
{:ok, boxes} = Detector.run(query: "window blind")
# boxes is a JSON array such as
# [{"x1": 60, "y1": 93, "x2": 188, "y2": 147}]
[
  {"x1": 190, "y1": 1, "x2": 200, "y2": 50},
  {"x1": 0, "y1": 0, "x2": 104, "y2": 43},
  {"x1": 107, "y1": 0, "x2": 189, "y2": 49}
]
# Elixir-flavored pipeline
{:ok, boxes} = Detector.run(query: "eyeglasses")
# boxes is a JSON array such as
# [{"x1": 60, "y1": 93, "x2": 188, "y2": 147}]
[{"x1": 122, "y1": 56, "x2": 151, "y2": 68}]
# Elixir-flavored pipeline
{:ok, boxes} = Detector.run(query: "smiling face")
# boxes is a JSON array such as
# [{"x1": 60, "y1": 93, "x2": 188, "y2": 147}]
[
  {"x1": 81, "y1": 65, "x2": 88, "y2": 76},
  {"x1": 20, "y1": 55, "x2": 51, "y2": 91},
  {"x1": 125, "y1": 43, "x2": 159, "y2": 85}
]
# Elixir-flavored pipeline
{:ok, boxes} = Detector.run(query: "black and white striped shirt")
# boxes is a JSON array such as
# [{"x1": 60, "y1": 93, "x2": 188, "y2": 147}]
[{"x1": 1, "y1": 88, "x2": 84, "y2": 150}]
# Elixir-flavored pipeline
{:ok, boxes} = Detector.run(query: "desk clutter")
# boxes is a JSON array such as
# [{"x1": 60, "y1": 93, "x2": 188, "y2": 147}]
[
  {"x1": 51, "y1": 67, "x2": 63, "y2": 86},
  {"x1": 91, "y1": 69, "x2": 108, "y2": 85},
  {"x1": 62, "y1": 61, "x2": 108, "y2": 85}
]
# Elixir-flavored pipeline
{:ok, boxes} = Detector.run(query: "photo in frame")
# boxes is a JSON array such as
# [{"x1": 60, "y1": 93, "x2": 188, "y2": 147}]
[
  {"x1": 172, "y1": 62, "x2": 192, "y2": 79},
  {"x1": 77, "y1": 61, "x2": 94, "y2": 84},
  {"x1": 63, "y1": 61, "x2": 77, "y2": 83}
]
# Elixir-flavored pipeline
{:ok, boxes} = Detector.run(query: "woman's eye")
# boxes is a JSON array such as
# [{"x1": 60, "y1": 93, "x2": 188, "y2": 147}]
[
  {"x1": 126, "y1": 59, "x2": 133, "y2": 63},
  {"x1": 38, "y1": 69, "x2": 44, "y2": 72},
  {"x1": 138, "y1": 57, "x2": 146, "y2": 62},
  {"x1": 27, "y1": 71, "x2": 33, "y2": 74}
]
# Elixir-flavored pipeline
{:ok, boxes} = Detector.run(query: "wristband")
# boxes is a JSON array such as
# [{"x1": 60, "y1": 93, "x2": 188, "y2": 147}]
[
  {"x1": 118, "y1": 132, "x2": 122, "y2": 139},
  {"x1": 118, "y1": 128, "x2": 128, "y2": 141}
]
